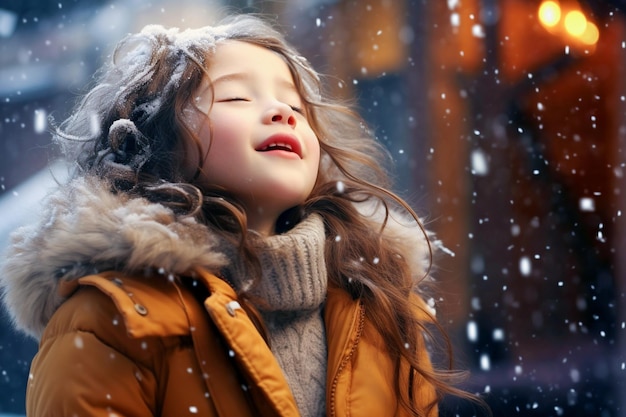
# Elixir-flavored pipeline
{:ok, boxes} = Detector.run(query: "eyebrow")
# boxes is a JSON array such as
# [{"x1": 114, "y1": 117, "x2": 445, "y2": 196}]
[{"x1": 212, "y1": 72, "x2": 299, "y2": 94}]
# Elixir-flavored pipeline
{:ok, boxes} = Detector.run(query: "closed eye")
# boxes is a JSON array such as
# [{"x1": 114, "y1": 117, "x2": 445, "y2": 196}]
[
  {"x1": 290, "y1": 105, "x2": 304, "y2": 115},
  {"x1": 219, "y1": 98, "x2": 304, "y2": 114},
  {"x1": 220, "y1": 97, "x2": 250, "y2": 102}
]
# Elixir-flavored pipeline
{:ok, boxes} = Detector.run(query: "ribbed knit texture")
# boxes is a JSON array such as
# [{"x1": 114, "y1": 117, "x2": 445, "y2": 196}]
[{"x1": 221, "y1": 214, "x2": 328, "y2": 417}]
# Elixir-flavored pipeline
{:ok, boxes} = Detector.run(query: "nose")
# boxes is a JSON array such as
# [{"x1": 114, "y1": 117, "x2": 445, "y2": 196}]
[{"x1": 263, "y1": 102, "x2": 297, "y2": 128}]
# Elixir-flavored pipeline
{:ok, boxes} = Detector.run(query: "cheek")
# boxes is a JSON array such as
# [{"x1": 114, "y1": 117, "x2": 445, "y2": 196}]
[
  {"x1": 206, "y1": 109, "x2": 243, "y2": 145},
  {"x1": 196, "y1": 110, "x2": 229, "y2": 155},
  {"x1": 305, "y1": 128, "x2": 321, "y2": 165},
  {"x1": 202, "y1": 125, "x2": 232, "y2": 166},
  {"x1": 311, "y1": 142, "x2": 321, "y2": 170}
]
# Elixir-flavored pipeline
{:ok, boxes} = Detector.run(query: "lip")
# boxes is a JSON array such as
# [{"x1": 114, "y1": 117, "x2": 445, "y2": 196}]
[{"x1": 255, "y1": 133, "x2": 303, "y2": 159}]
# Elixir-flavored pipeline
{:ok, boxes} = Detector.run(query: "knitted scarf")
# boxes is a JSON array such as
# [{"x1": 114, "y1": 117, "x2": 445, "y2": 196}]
[{"x1": 220, "y1": 214, "x2": 328, "y2": 417}]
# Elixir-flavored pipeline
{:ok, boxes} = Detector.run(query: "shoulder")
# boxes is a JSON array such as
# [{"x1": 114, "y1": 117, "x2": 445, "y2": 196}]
[
  {"x1": 43, "y1": 271, "x2": 194, "y2": 363},
  {"x1": 354, "y1": 200, "x2": 434, "y2": 284},
  {"x1": 0, "y1": 175, "x2": 228, "y2": 339}
]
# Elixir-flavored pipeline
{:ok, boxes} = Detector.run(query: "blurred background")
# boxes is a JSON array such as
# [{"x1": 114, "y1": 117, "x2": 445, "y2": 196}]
[{"x1": 1, "y1": 0, "x2": 626, "y2": 415}]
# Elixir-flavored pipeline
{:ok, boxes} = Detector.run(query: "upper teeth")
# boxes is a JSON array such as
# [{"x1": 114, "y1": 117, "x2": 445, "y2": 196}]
[{"x1": 264, "y1": 142, "x2": 292, "y2": 151}]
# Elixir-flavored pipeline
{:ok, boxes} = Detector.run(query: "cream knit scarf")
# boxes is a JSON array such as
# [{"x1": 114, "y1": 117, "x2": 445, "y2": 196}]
[{"x1": 220, "y1": 214, "x2": 328, "y2": 417}]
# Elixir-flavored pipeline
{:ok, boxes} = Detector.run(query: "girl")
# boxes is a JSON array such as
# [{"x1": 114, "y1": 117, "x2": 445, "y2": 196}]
[{"x1": 1, "y1": 14, "x2": 472, "y2": 417}]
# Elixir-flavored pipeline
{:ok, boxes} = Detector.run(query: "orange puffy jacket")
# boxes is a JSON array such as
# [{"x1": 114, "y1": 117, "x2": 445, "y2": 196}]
[{"x1": 27, "y1": 268, "x2": 437, "y2": 417}]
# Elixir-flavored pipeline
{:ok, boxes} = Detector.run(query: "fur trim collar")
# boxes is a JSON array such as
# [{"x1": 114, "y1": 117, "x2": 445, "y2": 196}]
[
  {"x1": 0, "y1": 177, "x2": 226, "y2": 339},
  {"x1": 0, "y1": 176, "x2": 432, "y2": 339}
]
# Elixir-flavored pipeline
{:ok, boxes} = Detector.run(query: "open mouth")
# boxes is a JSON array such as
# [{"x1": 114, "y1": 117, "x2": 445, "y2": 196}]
[
  {"x1": 256, "y1": 134, "x2": 302, "y2": 158},
  {"x1": 258, "y1": 142, "x2": 294, "y2": 152}
]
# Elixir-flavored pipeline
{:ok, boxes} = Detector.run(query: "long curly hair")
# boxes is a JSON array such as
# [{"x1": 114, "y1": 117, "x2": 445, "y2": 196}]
[{"x1": 54, "y1": 14, "x2": 481, "y2": 416}]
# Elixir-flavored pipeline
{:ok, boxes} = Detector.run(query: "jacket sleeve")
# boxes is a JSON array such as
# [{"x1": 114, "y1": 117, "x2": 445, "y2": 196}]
[{"x1": 27, "y1": 287, "x2": 160, "y2": 417}]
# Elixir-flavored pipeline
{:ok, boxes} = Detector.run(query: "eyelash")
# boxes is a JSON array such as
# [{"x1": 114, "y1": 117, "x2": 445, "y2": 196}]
[
  {"x1": 290, "y1": 105, "x2": 304, "y2": 114},
  {"x1": 223, "y1": 98, "x2": 305, "y2": 115}
]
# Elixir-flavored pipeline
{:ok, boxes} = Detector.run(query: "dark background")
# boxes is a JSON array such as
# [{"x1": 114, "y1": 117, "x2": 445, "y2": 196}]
[{"x1": 1, "y1": 0, "x2": 626, "y2": 415}]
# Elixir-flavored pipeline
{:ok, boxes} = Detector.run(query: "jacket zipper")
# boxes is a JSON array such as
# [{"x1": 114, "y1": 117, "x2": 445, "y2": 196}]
[{"x1": 329, "y1": 301, "x2": 366, "y2": 417}]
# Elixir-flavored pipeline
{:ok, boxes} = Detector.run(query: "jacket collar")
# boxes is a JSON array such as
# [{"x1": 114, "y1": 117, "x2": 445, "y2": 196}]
[{"x1": 0, "y1": 176, "x2": 227, "y2": 338}]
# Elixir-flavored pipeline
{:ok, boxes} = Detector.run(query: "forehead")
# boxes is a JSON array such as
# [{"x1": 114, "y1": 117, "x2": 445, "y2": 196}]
[{"x1": 206, "y1": 40, "x2": 294, "y2": 83}]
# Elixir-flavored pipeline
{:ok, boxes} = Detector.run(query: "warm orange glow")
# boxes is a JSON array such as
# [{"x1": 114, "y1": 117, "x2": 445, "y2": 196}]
[
  {"x1": 536, "y1": 1, "x2": 600, "y2": 51},
  {"x1": 564, "y1": 10, "x2": 587, "y2": 37},
  {"x1": 580, "y1": 21, "x2": 599, "y2": 45},
  {"x1": 538, "y1": 1, "x2": 561, "y2": 28}
]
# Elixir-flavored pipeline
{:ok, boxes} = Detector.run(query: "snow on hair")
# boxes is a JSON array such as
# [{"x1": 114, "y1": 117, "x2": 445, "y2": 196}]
[
  {"x1": 53, "y1": 15, "x2": 327, "y2": 180},
  {"x1": 51, "y1": 13, "x2": 391, "y2": 211}
]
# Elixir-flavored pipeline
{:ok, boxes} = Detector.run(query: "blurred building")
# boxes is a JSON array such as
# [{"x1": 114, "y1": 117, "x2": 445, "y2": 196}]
[{"x1": 1, "y1": 0, "x2": 626, "y2": 415}]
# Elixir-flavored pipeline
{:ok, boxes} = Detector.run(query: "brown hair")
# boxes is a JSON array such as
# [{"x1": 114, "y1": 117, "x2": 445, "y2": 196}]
[{"x1": 54, "y1": 14, "x2": 483, "y2": 416}]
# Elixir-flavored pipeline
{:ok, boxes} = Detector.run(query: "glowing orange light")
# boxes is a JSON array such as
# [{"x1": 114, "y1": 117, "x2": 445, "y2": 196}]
[
  {"x1": 538, "y1": 1, "x2": 561, "y2": 28},
  {"x1": 564, "y1": 10, "x2": 587, "y2": 37},
  {"x1": 580, "y1": 21, "x2": 599, "y2": 45},
  {"x1": 537, "y1": 1, "x2": 600, "y2": 49}
]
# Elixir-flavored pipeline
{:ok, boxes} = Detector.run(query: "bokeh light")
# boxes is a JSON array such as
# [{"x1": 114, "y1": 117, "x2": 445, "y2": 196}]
[
  {"x1": 564, "y1": 9, "x2": 587, "y2": 37},
  {"x1": 538, "y1": 1, "x2": 561, "y2": 28}
]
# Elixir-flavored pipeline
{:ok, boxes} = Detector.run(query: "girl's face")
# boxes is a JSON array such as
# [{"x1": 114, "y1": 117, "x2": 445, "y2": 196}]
[{"x1": 191, "y1": 41, "x2": 320, "y2": 235}]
